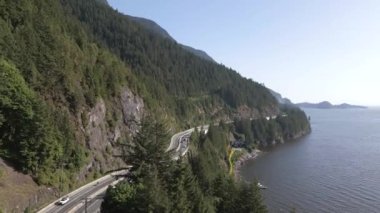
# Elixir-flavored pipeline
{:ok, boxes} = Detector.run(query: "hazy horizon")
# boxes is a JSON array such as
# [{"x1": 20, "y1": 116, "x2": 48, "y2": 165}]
[{"x1": 109, "y1": 0, "x2": 380, "y2": 106}]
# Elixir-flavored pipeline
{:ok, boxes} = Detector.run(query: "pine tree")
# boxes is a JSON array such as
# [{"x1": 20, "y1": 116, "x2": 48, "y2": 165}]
[
  {"x1": 236, "y1": 183, "x2": 267, "y2": 213},
  {"x1": 121, "y1": 116, "x2": 172, "y2": 176}
]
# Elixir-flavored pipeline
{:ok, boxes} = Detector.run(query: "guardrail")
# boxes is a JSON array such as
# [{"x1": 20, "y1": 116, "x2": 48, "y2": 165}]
[{"x1": 37, "y1": 170, "x2": 128, "y2": 213}]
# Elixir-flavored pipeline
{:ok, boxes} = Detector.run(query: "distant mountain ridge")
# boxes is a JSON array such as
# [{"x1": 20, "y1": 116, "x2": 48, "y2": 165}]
[
  {"x1": 296, "y1": 101, "x2": 367, "y2": 109},
  {"x1": 0, "y1": 0, "x2": 311, "y2": 211},
  {"x1": 179, "y1": 44, "x2": 216, "y2": 62},
  {"x1": 97, "y1": 2, "x2": 221, "y2": 63},
  {"x1": 269, "y1": 89, "x2": 293, "y2": 106},
  {"x1": 128, "y1": 16, "x2": 216, "y2": 62},
  {"x1": 128, "y1": 16, "x2": 173, "y2": 41}
]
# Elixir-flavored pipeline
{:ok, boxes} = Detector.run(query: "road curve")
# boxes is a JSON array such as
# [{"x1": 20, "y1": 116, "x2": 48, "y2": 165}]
[
  {"x1": 168, "y1": 125, "x2": 209, "y2": 159},
  {"x1": 39, "y1": 124, "x2": 210, "y2": 213}
]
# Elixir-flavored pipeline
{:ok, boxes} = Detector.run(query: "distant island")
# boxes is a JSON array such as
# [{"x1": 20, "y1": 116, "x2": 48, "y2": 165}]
[{"x1": 296, "y1": 101, "x2": 367, "y2": 109}]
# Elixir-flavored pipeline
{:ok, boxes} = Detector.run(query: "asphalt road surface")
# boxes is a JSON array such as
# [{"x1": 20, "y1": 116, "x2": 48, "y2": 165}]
[
  {"x1": 38, "y1": 171, "x2": 126, "y2": 213},
  {"x1": 39, "y1": 124, "x2": 211, "y2": 212}
]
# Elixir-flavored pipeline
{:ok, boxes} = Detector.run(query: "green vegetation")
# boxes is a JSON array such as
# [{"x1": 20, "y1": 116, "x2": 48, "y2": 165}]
[
  {"x1": 60, "y1": 0, "x2": 278, "y2": 122},
  {"x1": 0, "y1": 0, "x2": 282, "y2": 188},
  {"x1": 234, "y1": 106, "x2": 311, "y2": 148},
  {"x1": 0, "y1": 1, "x2": 310, "y2": 211},
  {"x1": 102, "y1": 118, "x2": 267, "y2": 213},
  {"x1": 0, "y1": 59, "x2": 86, "y2": 186},
  {"x1": 0, "y1": 0, "x2": 133, "y2": 189},
  {"x1": 228, "y1": 148, "x2": 247, "y2": 175}
]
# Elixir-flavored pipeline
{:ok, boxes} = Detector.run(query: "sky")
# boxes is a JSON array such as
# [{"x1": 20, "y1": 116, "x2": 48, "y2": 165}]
[{"x1": 108, "y1": 0, "x2": 380, "y2": 106}]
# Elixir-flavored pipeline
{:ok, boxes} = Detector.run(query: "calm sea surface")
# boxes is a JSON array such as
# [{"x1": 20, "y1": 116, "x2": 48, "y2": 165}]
[{"x1": 240, "y1": 108, "x2": 380, "y2": 213}]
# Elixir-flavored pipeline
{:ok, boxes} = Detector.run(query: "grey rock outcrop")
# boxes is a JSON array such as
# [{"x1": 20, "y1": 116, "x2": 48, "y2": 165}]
[
  {"x1": 85, "y1": 99, "x2": 107, "y2": 150},
  {"x1": 120, "y1": 88, "x2": 144, "y2": 133}
]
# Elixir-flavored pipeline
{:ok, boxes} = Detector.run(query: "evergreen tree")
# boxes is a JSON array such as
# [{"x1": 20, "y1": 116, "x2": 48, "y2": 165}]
[
  {"x1": 236, "y1": 183, "x2": 267, "y2": 213},
  {"x1": 121, "y1": 116, "x2": 172, "y2": 176},
  {"x1": 103, "y1": 122, "x2": 269, "y2": 213}
]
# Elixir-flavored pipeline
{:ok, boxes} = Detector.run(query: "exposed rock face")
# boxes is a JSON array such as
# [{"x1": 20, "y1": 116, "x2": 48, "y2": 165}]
[
  {"x1": 78, "y1": 87, "x2": 145, "y2": 179},
  {"x1": 112, "y1": 126, "x2": 121, "y2": 143},
  {"x1": 260, "y1": 104, "x2": 281, "y2": 118},
  {"x1": 85, "y1": 99, "x2": 107, "y2": 150},
  {"x1": 80, "y1": 98, "x2": 113, "y2": 178},
  {"x1": 120, "y1": 88, "x2": 144, "y2": 133},
  {"x1": 236, "y1": 105, "x2": 260, "y2": 119},
  {"x1": 235, "y1": 104, "x2": 279, "y2": 120}
]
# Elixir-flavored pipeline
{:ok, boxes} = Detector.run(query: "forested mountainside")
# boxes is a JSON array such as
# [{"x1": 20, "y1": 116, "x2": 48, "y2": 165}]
[
  {"x1": 128, "y1": 16, "x2": 215, "y2": 62},
  {"x1": 102, "y1": 118, "x2": 267, "y2": 213},
  {"x1": 60, "y1": 0, "x2": 279, "y2": 120},
  {"x1": 0, "y1": 0, "x2": 137, "y2": 195},
  {"x1": 101, "y1": 108, "x2": 310, "y2": 212},
  {"x1": 128, "y1": 16, "x2": 216, "y2": 62},
  {"x1": 0, "y1": 0, "x2": 309, "y2": 211},
  {"x1": 234, "y1": 106, "x2": 311, "y2": 148},
  {"x1": 95, "y1": 0, "x2": 109, "y2": 6},
  {"x1": 269, "y1": 89, "x2": 293, "y2": 106},
  {"x1": 180, "y1": 43, "x2": 216, "y2": 62}
]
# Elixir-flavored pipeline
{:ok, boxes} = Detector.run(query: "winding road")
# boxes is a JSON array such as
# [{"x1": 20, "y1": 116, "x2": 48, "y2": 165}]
[
  {"x1": 38, "y1": 124, "x2": 212, "y2": 213},
  {"x1": 167, "y1": 125, "x2": 209, "y2": 159}
]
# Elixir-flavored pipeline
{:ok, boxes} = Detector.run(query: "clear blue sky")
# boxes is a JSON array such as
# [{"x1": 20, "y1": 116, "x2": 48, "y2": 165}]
[{"x1": 108, "y1": 0, "x2": 380, "y2": 106}]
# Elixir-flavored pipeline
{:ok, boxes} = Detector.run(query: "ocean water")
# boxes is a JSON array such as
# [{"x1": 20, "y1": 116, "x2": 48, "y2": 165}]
[{"x1": 239, "y1": 108, "x2": 380, "y2": 213}]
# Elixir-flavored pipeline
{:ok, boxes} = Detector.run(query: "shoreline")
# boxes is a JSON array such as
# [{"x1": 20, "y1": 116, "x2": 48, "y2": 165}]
[
  {"x1": 234, "y1": 149, "x2": 261, "y2": 179},
  {"x1": 234, "y1": 131, "x2": 311, "y2": 179}
]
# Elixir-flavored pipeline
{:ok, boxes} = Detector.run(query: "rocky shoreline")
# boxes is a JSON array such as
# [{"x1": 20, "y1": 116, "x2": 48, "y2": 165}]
[
  {"x1": 234, "y1": 149, "x2": 261, "y2": 178},
  {"x1": 234, "y1": 130, "x2": 311, "y2": 179}
]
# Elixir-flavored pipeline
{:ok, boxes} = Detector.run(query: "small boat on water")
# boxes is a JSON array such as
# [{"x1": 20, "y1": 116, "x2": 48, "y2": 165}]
[{"x1": 257, "y1": 182, "x2": 267, "y2": 189}]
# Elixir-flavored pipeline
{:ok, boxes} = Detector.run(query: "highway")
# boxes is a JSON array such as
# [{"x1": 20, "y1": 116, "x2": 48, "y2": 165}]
[
  {"x1": 38, "y1": 170, "x2": 127, "y2": 213},
  {"x1": 167, "y1": 125, "x2": 209, "y2": 159},
  {"x1": 38, "y1": 125, "x2": 209, "y2": 213},
  {"x1": 75, "y1": 191, "x2": 105, "y2": 213}
]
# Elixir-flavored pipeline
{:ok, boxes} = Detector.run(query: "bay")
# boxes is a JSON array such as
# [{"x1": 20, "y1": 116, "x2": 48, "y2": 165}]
[{"x1": 240, "y1": 108, "x2": 380, "y2": 213}]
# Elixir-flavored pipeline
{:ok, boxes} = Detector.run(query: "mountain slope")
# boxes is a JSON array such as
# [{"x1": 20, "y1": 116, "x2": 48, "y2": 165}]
[
  {"x1": 0, "y1": 0, "x2": 310, "y2": 211},
  {"x1": 61, "y1": 0, "x2": 279, "y2": 118},
  {"x1": 269, "y1": 89, "x2": 293, "y2": 106},
  {"x1": 0, "y1": 0, "x2": 276, "y2": 191},
  {"x1": 0, "y1": 0, "x2": 140, "y2": 196},
  {"x1": 128, "y1": 16, "x2": 174, "y2": 41},
  {"x1": 179, "y1": 44, "x2": 216, "y2": 62},
  {"x1": 127, "y1": 15, "x2": 216, "y2": 62},
  {"x1": 98, "y1": 0, "x2": 215, "y2": 63},
  {"x1": 95, "y1": 0, "x2": 109, "y2": 6}
]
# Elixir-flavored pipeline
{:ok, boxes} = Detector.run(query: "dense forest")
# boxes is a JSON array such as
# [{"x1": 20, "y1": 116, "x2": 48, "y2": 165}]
[
  {"x1": 0, "y1": 0, "x2": 281, "y2": 187},
  {"x1": 0, "y1": 0, "x2": 310, "y2": 211},
  {"x1": 234, "y1": 106, "x2": 311, "y2": 149},
  {"x1": 102, "y1": 118, "x2": 267, "y2": 213},
  {"x1": 101, "y1": 108, "x2": 310, "y2": 212},
  {"x1": 60, "y1": 0, "x2": 279, "y2": 119}
]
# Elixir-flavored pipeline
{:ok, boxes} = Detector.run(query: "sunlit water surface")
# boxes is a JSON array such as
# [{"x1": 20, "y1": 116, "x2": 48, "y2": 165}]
[{"x1": 240, "y1": 108, "x2": 380, "y2": 213}]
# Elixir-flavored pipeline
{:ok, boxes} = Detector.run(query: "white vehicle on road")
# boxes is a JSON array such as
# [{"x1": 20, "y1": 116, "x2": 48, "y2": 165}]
[{"x1": 57, "y1": 196, "x2": 70, "y2": 205}]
